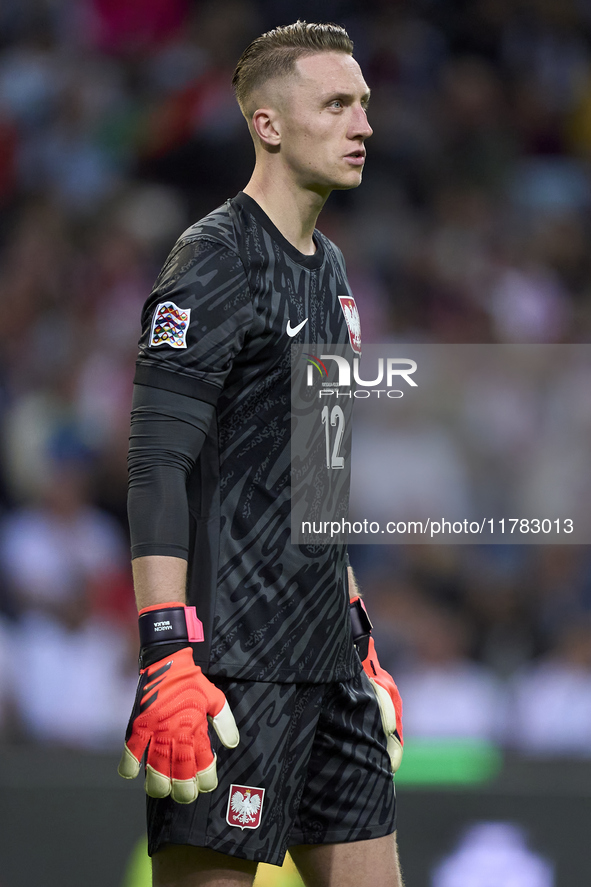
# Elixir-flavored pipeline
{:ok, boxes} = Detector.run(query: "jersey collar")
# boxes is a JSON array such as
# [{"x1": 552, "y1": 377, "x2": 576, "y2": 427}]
[{"x1": 234, "y1": 192, "x2": 325, "y2": 271}]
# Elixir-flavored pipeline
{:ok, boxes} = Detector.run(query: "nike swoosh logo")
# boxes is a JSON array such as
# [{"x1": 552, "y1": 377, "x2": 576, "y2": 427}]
[{"x1": 286, "y1": 318, "x2": 308, "y2": 337}]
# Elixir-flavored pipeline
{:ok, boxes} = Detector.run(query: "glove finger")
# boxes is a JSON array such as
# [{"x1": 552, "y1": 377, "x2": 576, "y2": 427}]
[
  {"x1": 211, "y1": 700, "x2": 240, "y2": 749},
  {"x1": 369, "y1": 679, "x2": 398, "y2": 736},
  {"x1": 145, "y1": 763, "x2": 172, "y2": 799},
  {"x1": 117, "y1": 744, "x2": 141, "y2": 780},
  {"x1": 145, "y1": 733, "x2": 174, "y2": 798},
  {"x1": 169, "y1": 755, "x2": 218, "y2": 804},
  {"x1": 197, "y1": 755, "x2": 218, "y2": 793},
  {"x1": 387, "y1": 734, "x2": 404, "y2": 774},
  {"x1": 121, "y1": 716, "x2": 152, "y2": 770},
  {"x1": 171, "y1": 776, "x2": 198, "y2": 804}
]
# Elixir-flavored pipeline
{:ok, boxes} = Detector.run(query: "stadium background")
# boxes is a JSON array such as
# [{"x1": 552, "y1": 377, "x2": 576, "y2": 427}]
[{"x1": 1, "y1": 0, "x2": 591, "y2": 884}]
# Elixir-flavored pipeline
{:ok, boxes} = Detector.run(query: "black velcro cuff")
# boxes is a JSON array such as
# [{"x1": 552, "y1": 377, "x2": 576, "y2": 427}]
[
  {"x1": 139, "y1": 605, "x2": 204, "y2": 648},
  {"x1": 349, "y1": 598, "x2": 373, "y2": 641}
]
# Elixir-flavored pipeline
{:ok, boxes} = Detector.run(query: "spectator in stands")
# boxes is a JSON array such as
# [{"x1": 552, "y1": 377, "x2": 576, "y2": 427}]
[
  {"x1": 397, "y1": 603, "x2": 508, "y2": 742},
  {"x1": 0, "y1": 434, "x2": 136, "y2": 747},
  {"x1": 508, "y1": 620, "x2": 591, "y2": 755}
]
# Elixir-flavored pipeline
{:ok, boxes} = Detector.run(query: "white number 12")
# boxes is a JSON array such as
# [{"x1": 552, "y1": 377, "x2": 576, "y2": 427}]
[{"x1": 321, "y1": 405, "x2": 345, "y2": 469}]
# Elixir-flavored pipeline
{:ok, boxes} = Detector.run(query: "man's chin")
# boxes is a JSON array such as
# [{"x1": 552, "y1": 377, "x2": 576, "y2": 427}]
[
  {"x1": 303, "y1": 170, "x2": 364, "y2": 194},
  {"x1": 332, "y1": 171, "x2": 364, "y2": 191}
]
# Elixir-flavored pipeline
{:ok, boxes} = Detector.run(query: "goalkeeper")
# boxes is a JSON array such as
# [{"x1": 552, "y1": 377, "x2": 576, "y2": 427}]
[{"x1": 119, "y1": 20, "x2": 404, "y2": 887}]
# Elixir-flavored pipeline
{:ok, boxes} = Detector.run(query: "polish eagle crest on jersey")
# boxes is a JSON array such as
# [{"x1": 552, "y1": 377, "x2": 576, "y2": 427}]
[
  {"x1": 338, "y1": 296, "x2": 362, "y2": 354},
  {"x1": 226, "y1": 784, "x2": 265, "y2": 829},
  {"x1": 149, "y1": 301, "x2": 191, "y2": 348}
]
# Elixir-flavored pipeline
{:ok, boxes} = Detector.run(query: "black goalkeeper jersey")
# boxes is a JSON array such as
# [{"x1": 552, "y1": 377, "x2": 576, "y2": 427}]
[{"x1": 134, "y1": 192, "x2": 362, "y2": 683}]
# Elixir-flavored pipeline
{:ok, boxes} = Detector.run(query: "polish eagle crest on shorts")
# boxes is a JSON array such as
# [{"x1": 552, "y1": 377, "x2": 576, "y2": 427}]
[
  {"x1": 149, "y1": 301, "x2": 191, "y2": 348},
  {"x1": 338, "y1": 296, "x2": 362, "y2": 354},
  {"x1": 226, "y1": 784, "x2": 265, "y2": 829}
]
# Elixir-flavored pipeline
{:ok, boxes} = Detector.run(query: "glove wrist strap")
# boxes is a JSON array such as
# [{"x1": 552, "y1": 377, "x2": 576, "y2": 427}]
[
  {"x1": 349, "y1": 597, "x2": 373, "y2": 641},
  {"x1": 349, "y1": 597, "x2": 373, "y2": 661},
  {"x1": 139, "y1": 603, "x2": 204, "y2": 648}
]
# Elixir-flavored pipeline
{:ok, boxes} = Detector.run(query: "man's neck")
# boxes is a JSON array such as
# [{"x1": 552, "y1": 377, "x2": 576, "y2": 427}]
[{"x1": 243, "y1": 171, "x2": 328, "y2": 256}]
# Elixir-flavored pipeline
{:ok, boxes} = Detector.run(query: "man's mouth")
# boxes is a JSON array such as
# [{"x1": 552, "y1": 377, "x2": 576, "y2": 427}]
[{"x1": 345, "y1": 149, "x2": 366, "y2": 166}]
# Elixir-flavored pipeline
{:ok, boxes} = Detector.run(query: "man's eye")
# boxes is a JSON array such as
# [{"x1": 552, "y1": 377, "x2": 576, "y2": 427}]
[{"x1": 330, "y1": 101, "x2": 343, "y2": 109}]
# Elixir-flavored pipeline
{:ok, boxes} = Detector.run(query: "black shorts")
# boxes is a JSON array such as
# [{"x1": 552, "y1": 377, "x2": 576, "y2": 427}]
[{"x1": 146, "y1": 669, "x2": 397, "y2": 866}]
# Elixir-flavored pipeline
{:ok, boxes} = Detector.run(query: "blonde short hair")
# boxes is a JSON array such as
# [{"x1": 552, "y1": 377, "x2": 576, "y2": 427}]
[{"x1": 232, "y1": 20, "x2": 354, "y2": 119}]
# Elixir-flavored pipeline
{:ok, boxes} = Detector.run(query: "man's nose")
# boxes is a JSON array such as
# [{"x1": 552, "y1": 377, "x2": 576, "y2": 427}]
[{"x1": 351, "y1": 105, "x2": 373, "y2": 139}]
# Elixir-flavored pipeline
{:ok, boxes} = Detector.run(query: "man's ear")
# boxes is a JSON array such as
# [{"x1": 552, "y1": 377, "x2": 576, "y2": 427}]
[{"x1": 251, "y1": 108, "x2": 281, "y2": 148}]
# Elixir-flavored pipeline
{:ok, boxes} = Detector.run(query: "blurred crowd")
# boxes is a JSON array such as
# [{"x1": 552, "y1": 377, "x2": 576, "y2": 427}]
[{"x1": 1, "y1": 0, "x2": 591, "y2": 755}]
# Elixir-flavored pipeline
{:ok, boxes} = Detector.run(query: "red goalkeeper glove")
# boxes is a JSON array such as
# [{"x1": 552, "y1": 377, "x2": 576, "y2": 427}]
[
  {"x1": 118, "y1": 603, "x2": 239, "y2": 804},
  {"x1": 349, "y1": 596, "x2": 403, "y2": 774}
]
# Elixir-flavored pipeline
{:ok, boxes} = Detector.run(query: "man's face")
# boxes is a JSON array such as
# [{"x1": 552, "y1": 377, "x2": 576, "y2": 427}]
[{"x1": 273, "y1": 52, "x2": 372, "y2": 193}]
